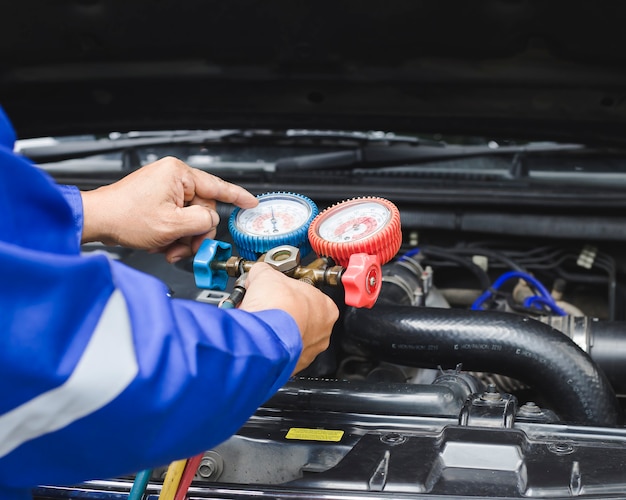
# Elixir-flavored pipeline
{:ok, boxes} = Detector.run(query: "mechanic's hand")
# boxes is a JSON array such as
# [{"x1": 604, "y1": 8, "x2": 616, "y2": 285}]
[
  {"x1": 80, "y1": 156, "x2": 258, "y2": 262},
  {"x1": 240, "y1": 263, "x2": 339, "y2": 374}
]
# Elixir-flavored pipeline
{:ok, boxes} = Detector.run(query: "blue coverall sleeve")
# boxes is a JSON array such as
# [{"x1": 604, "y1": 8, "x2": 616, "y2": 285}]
[
  {"x1": 55, "y1": 184, "x2": 83, "y2": 246},
  {"x1": 0, "y1": 106, "x2": 303, "y2": 498},
  {"x1": 0, "y1": 251, "x2": 301, "y2": 490}
]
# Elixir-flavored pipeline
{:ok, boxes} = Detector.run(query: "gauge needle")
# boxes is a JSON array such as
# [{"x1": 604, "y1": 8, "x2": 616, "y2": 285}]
[{"x1": 270, "y1": 207, "x2": 279, "y2": 233}]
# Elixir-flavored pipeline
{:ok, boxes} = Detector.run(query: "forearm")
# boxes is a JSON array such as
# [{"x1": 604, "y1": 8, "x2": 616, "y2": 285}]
[
  {"x1": 55, "y1": 184, "x2": 114, "y2": 245},
  {"x1": 79, "y1": 186, "x2": 117, "y2": 244}
]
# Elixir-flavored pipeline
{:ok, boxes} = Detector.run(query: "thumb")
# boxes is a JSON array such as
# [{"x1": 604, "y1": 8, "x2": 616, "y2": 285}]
[{"x1": 174, "y1": 205, "x2": 220, "y2": 237}]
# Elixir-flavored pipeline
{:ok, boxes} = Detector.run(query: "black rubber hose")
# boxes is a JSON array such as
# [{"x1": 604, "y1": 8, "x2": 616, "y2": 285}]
[
  {"x1": 588, "y1": 320, "x2": 626, "y2": 396},
  {"x1": 344, "y1": 306, "x2": 621, "y2": 426},
  {"x1": 263, "y1": 375, "x2": 481, "y2": 417}
]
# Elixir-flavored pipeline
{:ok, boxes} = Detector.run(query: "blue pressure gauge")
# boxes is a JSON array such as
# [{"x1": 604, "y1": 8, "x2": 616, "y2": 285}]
[{"x1": 229, "y1": 192, "x2": 318, "y2": 260}]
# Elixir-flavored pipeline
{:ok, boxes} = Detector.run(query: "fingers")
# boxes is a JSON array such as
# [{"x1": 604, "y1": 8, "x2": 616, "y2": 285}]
[
  {"x1": 240, "y1": 262, "x2": 339, "y2": 374},
  {"x1": 245, "y1": 261, "x2": 276, "y2": 283},
  {"x1": 164, "y1": 241, "x2": 193, "y2": 263},
  {"x1": 94, "y1": 156, "x2": 257, "y2": 254},
  {"x1": 170, "y1": 166, "x2": 257, "y2": 257},
  {"x1": 190, "y1": 168, "x2": 258, "y2": 209},
  {"x1": 162, "y1": 205, "x2": 220, "y2": 262},
  {"x1": 177, "y1": 204, "x2": 220, "y2": 233},
  {"x1": 163, "y1": 232, "x2": 218, "y2": 263}
]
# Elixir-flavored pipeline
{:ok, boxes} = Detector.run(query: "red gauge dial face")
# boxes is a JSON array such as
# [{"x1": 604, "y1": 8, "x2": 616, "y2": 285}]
[
  {"x1": 309, "y1": 197, "x2": 402, "y2": 268},
  {"x1": 317, "y1": 202, "x2": 390, "y2": 243}
]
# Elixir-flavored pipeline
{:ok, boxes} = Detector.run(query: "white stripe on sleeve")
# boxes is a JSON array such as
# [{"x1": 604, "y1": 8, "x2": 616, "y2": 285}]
[{"x1": 0, "y1": 289, "x2": 138, "y2": 458}]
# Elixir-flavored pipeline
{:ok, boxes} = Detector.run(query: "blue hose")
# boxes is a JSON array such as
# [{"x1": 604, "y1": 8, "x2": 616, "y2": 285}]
[
  {"x1": 471, "y1": 270, "x2": 565, "y2": 316},
  {"x1": 128, "y1": 469, "x2": 152, "y2": 500},
  {"x1": 524, "y1": 295, "x2": 567, "y2": 316},
  {"x1": 398, "y1": 248, "x2": 420, "y2": 261}
]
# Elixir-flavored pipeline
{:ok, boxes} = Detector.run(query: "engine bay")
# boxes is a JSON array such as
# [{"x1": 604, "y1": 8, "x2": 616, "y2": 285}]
[{"x1": 35, "y1": 186, "x2": 626, "y2": 499}]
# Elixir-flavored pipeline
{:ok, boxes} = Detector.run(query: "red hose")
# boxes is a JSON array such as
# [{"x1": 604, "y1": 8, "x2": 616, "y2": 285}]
[{"x1": 173, "y1": 453, "x2": 204, "y2": 500}]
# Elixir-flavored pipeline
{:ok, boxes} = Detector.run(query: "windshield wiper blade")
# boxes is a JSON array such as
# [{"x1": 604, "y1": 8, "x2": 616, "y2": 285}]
[
  {"x1": 274, "y1": 143, "x2": 590, "y2": 172},
  {"x1": 19, "y1": 130, "x2": 243, "y2": 163},
  {"x1": 20, "y1": 129, "x2": 424, "y2": 164}
]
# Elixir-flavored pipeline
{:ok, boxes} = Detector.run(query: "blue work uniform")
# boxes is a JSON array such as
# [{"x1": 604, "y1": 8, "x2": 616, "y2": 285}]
[{"x1": 0, "y1": 107, "x2": 302, "y2": 500}]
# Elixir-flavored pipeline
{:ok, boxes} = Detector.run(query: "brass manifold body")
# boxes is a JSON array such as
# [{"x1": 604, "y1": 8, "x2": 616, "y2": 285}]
[{"x1": 212, "y1": 245, "x2": 344, "y2": 287}]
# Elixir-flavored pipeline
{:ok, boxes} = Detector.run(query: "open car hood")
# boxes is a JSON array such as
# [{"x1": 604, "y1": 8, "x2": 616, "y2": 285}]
[
  {"x1": 8, "y1": 3, "x2": 626, "y2": 500},
  {"x1": 3, "y1": 0, "x2": 626, "y2": 143}
]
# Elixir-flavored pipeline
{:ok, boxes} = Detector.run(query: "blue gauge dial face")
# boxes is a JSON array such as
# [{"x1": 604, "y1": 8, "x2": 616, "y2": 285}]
[{"x1": 235, "y1": 194, "x2": 313, "y2": 237}]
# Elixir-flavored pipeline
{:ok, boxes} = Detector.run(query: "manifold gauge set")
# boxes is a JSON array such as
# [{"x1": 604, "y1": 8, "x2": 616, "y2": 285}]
[{"x1": 193, "y1": 192, "x2": 402, "y2": 308}]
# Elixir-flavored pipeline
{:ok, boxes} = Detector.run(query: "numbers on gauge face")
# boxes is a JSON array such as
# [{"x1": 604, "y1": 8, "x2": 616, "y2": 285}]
[
  {"x1": 317, "y1": 201, "x2": 391, "y2": 242},
  {"x1": 235, "y1": 195, "x2": 312, "y2": 236}
]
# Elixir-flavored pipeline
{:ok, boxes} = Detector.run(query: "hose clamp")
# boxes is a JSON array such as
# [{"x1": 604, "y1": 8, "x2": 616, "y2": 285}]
[
  {"x1": 569, "y1": 316, "x2": 590, "y2": 352},
  {"x1": 382, "y1": 275, "x2": 416, "y2": 305},
  {"x1": 542, "y1": 315, "x2": 591, "y2": 353}
]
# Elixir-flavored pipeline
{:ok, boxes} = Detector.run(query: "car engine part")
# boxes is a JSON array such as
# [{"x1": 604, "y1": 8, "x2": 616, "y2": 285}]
[{"x1": 37, "y1": 190, "x2": 626, "y2": 500}]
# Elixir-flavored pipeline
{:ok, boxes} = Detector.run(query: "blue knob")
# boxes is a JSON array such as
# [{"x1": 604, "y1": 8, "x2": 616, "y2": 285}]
[{"x1": 193, "y1": 239, "x2": 232, "y2": 290}]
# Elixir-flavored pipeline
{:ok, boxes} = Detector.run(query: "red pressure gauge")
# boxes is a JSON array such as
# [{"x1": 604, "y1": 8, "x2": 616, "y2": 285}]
[
  {"x1": 308, "y1": 197, "x2": 402, "y2": 308},
  {"x1": 308, "y1": 197, "x2": 402, "y2": 267}
]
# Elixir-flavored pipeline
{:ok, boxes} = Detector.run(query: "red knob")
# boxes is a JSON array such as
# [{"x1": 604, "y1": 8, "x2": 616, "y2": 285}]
[{"x1": 342, "y1": 253, "x2": 382, "y2": 308}]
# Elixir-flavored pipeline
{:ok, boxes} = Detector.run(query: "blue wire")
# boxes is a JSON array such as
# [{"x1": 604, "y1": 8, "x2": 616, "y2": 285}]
[
  {"x1": 471, "y1": 270, "x2": 565, "y2": 315},
  {"x1": 398, "y1": 250, "x2": 565, "y2": 316},
  {"x1": 398, "y1": 248, "x2": 420, "y2": 261},
  {"x1": 524, "y1": 295, "x2": 567, "y2": 316},
  {"x1": 471, "y1": 288, "x2": 495, "y2": 311},
  {"x1": 128, "y1": 469, "x2": 152, "y2": 500}
]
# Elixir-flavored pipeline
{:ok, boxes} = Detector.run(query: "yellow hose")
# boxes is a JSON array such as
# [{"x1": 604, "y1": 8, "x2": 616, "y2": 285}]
[{"x1": 158, "y1": 459, "x2": 187, "y2": 500}]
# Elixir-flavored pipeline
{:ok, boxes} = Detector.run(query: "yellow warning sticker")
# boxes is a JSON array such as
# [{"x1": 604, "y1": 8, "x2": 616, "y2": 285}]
[{"x1": 285, "y1": 427, "x2": 344, "y2": 442}]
